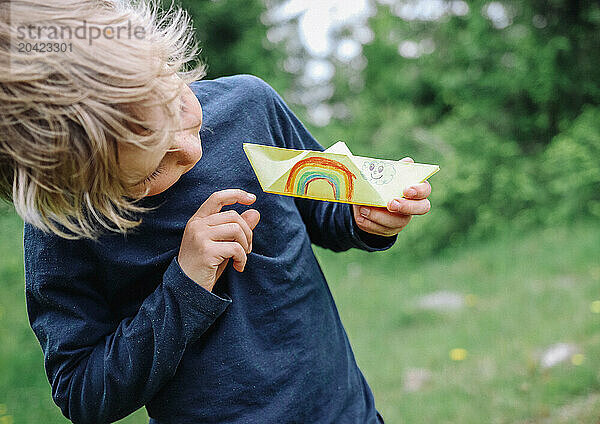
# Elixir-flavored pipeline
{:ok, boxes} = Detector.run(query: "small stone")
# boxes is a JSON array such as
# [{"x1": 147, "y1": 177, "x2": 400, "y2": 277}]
[
  {"x1": 417, "y1": 291, "x2": 464, "y2": 311},
  {"x1": 403, "y1": 368, "x2": 432, "y2": 392},
  {"x1": 555, "y1": 275, "x2": 576, "y2": 288},
  {"x1": 477, "y1": 357, "x2": 497, "y2": 380},
  {"x1": 540, "y1": 343, "x2": 579, "y2": 369}
]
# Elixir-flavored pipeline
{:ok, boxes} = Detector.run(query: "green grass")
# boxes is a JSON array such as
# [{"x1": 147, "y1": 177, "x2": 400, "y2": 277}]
[
  {"x1": 317, "y1": 220, "x2": 600, "y2": 423},
  {"x1": 1, "y1": 205, "x2": 599, "y2": 423}
]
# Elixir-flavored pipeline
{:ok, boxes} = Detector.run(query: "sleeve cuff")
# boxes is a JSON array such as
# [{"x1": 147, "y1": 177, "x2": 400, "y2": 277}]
[
  {"x1": 348, "y1": 204, "x2": 398, "y2": 252},
  {"x1": 163, "y1": 257, "x2": 232, "y2": 320}
]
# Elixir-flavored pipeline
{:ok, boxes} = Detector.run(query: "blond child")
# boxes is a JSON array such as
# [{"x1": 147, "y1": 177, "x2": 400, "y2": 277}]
[{"x1": 1, "y1": 1, "x2": 432, "y2": 422}]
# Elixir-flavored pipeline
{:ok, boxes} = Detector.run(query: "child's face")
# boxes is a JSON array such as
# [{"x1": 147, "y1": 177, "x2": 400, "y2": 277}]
[{"x1": 119, "y1": 81, "x2": 203, "y2": 197}]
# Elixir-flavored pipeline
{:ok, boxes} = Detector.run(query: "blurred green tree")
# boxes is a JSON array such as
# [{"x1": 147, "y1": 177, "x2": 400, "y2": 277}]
[
  {"x1": 352, "y1": 0, "x2": 600, "y2": 152},
  {"x1": 303, "y1": 0, "x2": 600, "y2": 254},
  {"x1": 171, "y1": 0, "x2": 291, "y2": 92}
]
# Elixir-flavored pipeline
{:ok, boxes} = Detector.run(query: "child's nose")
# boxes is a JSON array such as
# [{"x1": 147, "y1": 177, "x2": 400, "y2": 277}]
[{"x1": 175, "y1": 133, "x2": 202, "y2": 167}]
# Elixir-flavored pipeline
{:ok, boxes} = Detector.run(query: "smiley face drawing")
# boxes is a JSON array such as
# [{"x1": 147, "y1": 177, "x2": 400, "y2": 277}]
[{"x1": 361, "y1": 160, "x2": 395, "y2": 185}]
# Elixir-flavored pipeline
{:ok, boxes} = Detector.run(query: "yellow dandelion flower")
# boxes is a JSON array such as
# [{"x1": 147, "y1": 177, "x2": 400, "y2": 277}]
[
  {"x1": 591, "y1": 301, "x2": 600, "y2": 314},
  {"x1": 465, "y1": 294, "x2": 478, "y2": 307},
  {"x1": 450, "y1": 348, "x2": 468, "y2": 361},
  {"x1": 571, "y1": 353, "x2": 585, "y2": 366}
]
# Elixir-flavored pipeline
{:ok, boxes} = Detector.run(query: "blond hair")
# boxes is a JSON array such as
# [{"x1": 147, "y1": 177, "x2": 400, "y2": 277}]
[{"x1": 0, "y1": 0, "x2": 206, "y2": 238}]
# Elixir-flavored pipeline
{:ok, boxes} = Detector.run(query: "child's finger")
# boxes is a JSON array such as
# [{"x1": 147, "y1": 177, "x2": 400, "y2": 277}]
[
  {"x1": 387, "y1": 198, "x2": 431, "y2": 215},
  {"x1": 403, "y1": 181, "x2": 431, "y2": 199},
  {"x1": 357, "y1": 206, "x2": 411, "y2": 229},
  {"x1": 209, "y1": 222, "x2": 251, "y2": 254},
  {"x1": 212, "y1": 241, "x2": 247, "y2": 272},
  {"x1": 355, "y1": 214, "x2": 399, "y2": 236},
  {"x1": 206, "y1": 210, "x2": 254, "y2": 252},
  {"x1": 240, "y1": 209, "x2": 260, "y2": 252},
  {"x1": 400, "y1": 156, "x2": 414, "y2": 163},
  {"x1": 193, "y1": 189, "x2": 256, "y2": 219},
  {"x1": 240, "y1": 209, "x2": 260, "y2": 230}
]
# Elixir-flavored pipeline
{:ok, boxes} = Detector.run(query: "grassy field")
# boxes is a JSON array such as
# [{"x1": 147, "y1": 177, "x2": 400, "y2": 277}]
[
  {"x1": 1, "y1": 206, "x2": 599, "y2": 423},
  {"x1": 321, "y1": 222, "x2": 600, "y2": 423}
]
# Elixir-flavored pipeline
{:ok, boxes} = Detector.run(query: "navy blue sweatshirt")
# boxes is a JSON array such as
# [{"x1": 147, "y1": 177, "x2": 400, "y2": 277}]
[{"x1": 24, "y1": 75, "x2": 397, "y2": 424}]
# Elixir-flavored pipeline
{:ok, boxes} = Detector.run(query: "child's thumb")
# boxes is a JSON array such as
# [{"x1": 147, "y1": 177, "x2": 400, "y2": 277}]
[{"x1": 241, "y1": 209, "x2": 260, "y2": 230}]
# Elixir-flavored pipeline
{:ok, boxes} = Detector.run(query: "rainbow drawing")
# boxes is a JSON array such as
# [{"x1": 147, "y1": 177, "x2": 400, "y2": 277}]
[{"x1": 284, "y1": 156, "x2": 356, "y2": 200}]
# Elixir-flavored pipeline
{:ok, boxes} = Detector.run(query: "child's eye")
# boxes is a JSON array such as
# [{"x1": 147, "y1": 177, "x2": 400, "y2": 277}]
[
  {"x1": 378, "y1": 166, "x2": 383, "y2": 172},
  {"x1": 142, "y1": 165, "x2": 164, "y2": 185}
]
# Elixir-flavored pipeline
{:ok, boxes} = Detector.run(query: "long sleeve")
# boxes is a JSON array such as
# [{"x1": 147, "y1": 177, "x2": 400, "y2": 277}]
[
  {"x1": 24, "y1": 226, "x2": 231, "y2": 424},
  {"x1": 259, "y1": 76, "x2": 398, "y2": 252},
  {"x1": 20, "y1": 75, "x2": 389, "y2": 424}
]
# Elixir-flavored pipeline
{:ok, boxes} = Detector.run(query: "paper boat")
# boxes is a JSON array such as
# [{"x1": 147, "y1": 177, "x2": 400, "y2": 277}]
[{"x1": 243, "y1": 141, "x2": 439, "y2": 207}]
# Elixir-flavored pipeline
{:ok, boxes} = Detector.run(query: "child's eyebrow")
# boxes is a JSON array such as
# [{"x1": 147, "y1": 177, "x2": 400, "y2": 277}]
[{"x1": 133, "y1": 118, "x2": 202, "y2": 134}]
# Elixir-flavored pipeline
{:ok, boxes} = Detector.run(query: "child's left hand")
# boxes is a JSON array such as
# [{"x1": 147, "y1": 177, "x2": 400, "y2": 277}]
[{"x1": 352, "y1": 157, "x2": 432, "y2": 237}]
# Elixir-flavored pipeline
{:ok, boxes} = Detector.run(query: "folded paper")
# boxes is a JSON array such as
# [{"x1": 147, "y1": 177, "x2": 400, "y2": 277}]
[{"x1": 243, "y1": 141, "x2": 439, "y2": 207}]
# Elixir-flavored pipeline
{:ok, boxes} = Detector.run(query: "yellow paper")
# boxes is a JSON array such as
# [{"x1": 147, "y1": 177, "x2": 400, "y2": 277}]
[{"x1": 243, "y1": 141, "x2": 439, "y2": 207}]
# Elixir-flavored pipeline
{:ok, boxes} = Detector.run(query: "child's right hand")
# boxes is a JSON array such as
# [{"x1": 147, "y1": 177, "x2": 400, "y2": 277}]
[{"x1": 177, "y1": 189, "x2": 260, "y2": 292}]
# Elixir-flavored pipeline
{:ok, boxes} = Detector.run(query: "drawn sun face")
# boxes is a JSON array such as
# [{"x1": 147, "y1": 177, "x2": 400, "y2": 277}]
[
  {"x1": 361, "y1": 160, "x2": 395, "y2": 185},
  {"x1": 368, "y1": 162, "x2": 385, "y2": 180}
]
